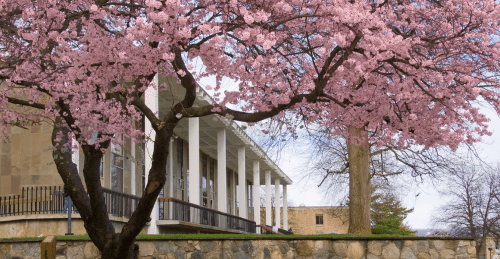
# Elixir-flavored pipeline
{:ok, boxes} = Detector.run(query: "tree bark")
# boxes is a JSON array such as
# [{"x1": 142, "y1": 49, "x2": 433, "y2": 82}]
[
  {"x1": 347, "y1": 127, "x2": 372, "y2": 235},
  {"x1": 51, "y1": 116, "x2": 172, "y2": 259}
]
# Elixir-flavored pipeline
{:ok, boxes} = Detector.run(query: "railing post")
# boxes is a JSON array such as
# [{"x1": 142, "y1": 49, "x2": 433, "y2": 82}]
[
  {"x1": 35, "y1": 186, "x2": 38, "y2": 214},
  {"x1": 30, "y1": 187, "x2": 33, "y2": 214}
]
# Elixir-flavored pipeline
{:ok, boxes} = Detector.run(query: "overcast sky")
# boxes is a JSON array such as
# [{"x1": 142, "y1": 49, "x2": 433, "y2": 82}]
[
  {"x1": 196, "y1": 68, "x2": 500, "y2": 231},
  {"x1": 277, "y1": 105, "x2": 500, "y2": 230}
]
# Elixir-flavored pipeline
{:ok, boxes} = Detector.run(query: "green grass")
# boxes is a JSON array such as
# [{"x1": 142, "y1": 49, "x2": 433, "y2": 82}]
[
  {"x1": 0, "y1": 236, "x2": 45, "y2": 241},
  {"x1": 135, "y1": 233, "x2": 415, "y2": 239},
  {"x1": 0, "y1": 235, "x2": 90, "y2": 242},
  {"x1": 0, "y1": 233, "x2": 416, "y2": 242}
]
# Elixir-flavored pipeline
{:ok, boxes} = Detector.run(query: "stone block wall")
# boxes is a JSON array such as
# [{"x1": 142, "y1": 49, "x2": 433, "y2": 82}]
[
  {"x1": 0, "y1": 123, "x2": 61, "y2": 196},
  {"x1": 0, "y1": 240, "x2": 41, "y2": 259},
  {"x1": 0, "y1": 237, "x2": 477, "y2": 259},
  {"x1": 0, "y1": 215, "x2": 147, "y2": 238}
]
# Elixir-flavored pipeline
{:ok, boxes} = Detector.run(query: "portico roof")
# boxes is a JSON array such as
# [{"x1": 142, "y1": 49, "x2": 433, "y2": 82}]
[{"x1": 156, "y1": 75, "x2": 292, "y2": 185}]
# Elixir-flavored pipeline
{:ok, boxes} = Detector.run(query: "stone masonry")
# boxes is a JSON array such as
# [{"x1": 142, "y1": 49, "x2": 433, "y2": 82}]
[{"x1": 0, "y1": 237, "x2": 477, "y2": 259}]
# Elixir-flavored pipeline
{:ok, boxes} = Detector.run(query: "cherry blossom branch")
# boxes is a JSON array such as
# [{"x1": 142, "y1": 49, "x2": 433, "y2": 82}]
[{"x1": 6, "y1": 97, "x2": 46, "y2": 110}]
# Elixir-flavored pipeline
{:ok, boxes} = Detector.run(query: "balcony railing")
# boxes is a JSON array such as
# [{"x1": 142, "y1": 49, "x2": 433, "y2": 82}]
[
  {"x1": 103, "y1": 188, "x2": 140, "y2": 218},
  {"x1": 158, "y1": 197, "x2": 256, "y2": 233},
  {"x1": 0, "y1": 186, "x2": 67, "y2": 216},
  {"x1": 0, "y1": 186, "x2": 140, "y2": 218}
]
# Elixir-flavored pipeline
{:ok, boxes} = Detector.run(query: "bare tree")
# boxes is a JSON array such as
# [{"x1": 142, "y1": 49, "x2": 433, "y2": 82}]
[
  {"x1": 433, "y1": 163, "x2": 500, "y2": 258},
  {"x1": 247, "y1": 118, "x2": 488, "y2": 236},
  {"x1": 250, "y1": 120, "x2": 469, "y2": 205}
]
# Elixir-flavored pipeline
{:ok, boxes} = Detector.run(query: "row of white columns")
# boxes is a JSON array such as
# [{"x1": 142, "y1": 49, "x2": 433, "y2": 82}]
[
  {"x1": 186, "y1": 117, "x2": 289, "y2": 230},
  {"x1": 144, "y1": 81, "x2": 288, "y2": 233}
]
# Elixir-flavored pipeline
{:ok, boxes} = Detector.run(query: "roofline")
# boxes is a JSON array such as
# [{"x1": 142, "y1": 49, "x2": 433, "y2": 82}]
[{"x1": 194, "y1": 85, "x2": 292, "y2": 185}]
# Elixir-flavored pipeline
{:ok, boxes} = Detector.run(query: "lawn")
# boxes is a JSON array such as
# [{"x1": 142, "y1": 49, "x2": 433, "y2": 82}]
[{"x1": 0, "y1": 233, "x2": 417, "y2": 242}]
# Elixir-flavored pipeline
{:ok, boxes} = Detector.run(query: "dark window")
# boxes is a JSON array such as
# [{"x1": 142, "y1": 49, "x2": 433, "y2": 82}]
[
  {"x1": 99, "y1": 158, "x2": 104, "y2": 178},
  {"x1": 202, "y1": 153, "x2": 208, "y2": 207},
  {"x1": 177, "y1": 139, "x2": 184, "y2": 181},
  {"x1": 209, "y1": 158, "x2": 215, "y2": 208},
  {"x1": 209, "y1": 159, "x2": 215, "y2": 198},
  {"x1": 248, "y1": 180, "x2": 252, "y2": 209},
  {"x1": 90, "y1": 133, "x2": 103, "y2": 178},
  {"x1": 176, "y1": 138, "x2": 185, "y2": 200},
  {"x1": 316, "y1": 214, "x2": 323, "y2": 225},
  {"x1": 227, "y1": 169, "x2": 232, "y2": 213},
  {"x1": 111, "y1": 138, "x2": 123, "y2": 192}
]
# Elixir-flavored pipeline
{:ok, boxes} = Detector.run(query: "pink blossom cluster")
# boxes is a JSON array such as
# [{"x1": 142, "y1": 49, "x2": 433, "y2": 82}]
[{"x1": 0, "y1": 0, "x2": 499, "y2": 152}]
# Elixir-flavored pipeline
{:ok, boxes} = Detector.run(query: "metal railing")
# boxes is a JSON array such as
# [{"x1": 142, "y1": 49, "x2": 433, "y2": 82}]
[
  {"x1": 158, "y1": 197, "x2": 256, "y2": 233},
  {"x1": 103, "y1": 188, "x2": 140, "y2": 218},
  {"x1": 0, "y1": 186, "x2": 67, "y2": 216},
  {"x1": 257, "y1": 225, "x2": 277, "y2": 234},
  {"x1": 0, "y1": 186, "x2": 140, "y2": 218},
  {"x1": 277, "y1": 227, "x2": 294, "y2": 235}
]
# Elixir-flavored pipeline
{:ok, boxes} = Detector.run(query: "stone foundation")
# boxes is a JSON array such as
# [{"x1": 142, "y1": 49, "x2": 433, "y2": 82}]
[
  {"x1": 0, "y1": 237, "x2": 477, "y2": 259},
  {"x1": 0, "y1": 214, "x2": 147, "y2": 238}
]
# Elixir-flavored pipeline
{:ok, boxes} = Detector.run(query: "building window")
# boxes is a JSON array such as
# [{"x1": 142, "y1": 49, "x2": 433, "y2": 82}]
[
  {"x1": 235, "y1": 174, "x2": 239, "y2": 209},
  {"x1": 99, "y1": 158, "x2": 104, "y2": 178},
  {"x1": 227, "y1": 169, "x2": 232, "y2": 213},
  {"x1": 247, "y1": 180, "x2": 252, "y2": 210},
  {"x1": 111, "y1": 137, "x2": 123, "y2": 192},
  {"x1": 209, "y1": 158, "x2": 215, "y2": 208},
  {"x1": 202, "y1": 153, "x2": 208, "y2": 206},
  {"x1": 90, "y1": 133, "x2": 104, "y2": 178},
  {"x1": 177, "y1": 139, "x2": 184, "y2": 200},
  {"x1": 316, "y1": 214, "x2": 324, "y2": 225}
]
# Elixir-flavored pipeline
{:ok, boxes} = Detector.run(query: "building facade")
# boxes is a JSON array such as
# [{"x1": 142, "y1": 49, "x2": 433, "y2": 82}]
[
  {"x1": 259, "y1": 205, "x2": 349, "y2": 235},
  {"x1": 480, "y1": 236, "x2": 500, "y2": 259},
  {"x1": 0, "y1": 74, "x2": 292, "y2": 237}
]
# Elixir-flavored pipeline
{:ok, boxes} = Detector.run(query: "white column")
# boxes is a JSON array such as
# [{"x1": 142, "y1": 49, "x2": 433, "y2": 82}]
[
  {"x1": 145, "y1": 73, "x2": 159, "y2": 234},
  {"x1": 283, "y1": 184, "x2": 288, "y2": 230},
  {"x1": 253, "y1": 161, "x2": 260, "y2": 233},
  {"x1": 265, "y1": 170, "x2": 272, "y2": 226},
  {"x1": 131, "y1": 142, "x2": 136, "y2": 195},
  {"x1": 238, "y1": 146, "x2": 246, "y2": 219},
  {"x1": 217, "y1": 129, "x2": 227, "y2": 213},
  {"x1": 275, "y1": 178, "x2": 281, "y2": 229},
  {"x1": 188, "y1": 117, "x2": 200, "y2": 206}
]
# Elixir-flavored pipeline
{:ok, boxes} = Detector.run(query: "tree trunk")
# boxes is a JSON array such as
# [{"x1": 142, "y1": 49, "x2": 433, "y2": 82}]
[
  {"x1": 347, "y1": 127, "x2": 372, "y2": 235},
  {"x1": 101, "y1": 235, "x2": 139, "y2": 259},
  {"x1": 51, "y1": 118, "x2": 171, "y2": 259}
]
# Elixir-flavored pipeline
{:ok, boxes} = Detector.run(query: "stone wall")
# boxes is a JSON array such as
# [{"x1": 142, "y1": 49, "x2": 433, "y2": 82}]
[
  {"x1": 0, "y1": 237, "x2": 477, "y2": 259},
  {"x1": 0, "y1": 123, "x2": 61, "y2": 196},
  {"x1": 0, "y1": 214, "x2": 147, "y2": 238},
  {"x1": 0, "y1": 122, "x2": 145, "y2": 197}
]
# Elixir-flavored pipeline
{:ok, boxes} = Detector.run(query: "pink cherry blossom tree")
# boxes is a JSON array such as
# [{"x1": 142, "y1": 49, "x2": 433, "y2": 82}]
[{"x1": 1, "y1": 0, "x2": 500, "y2": 257}]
